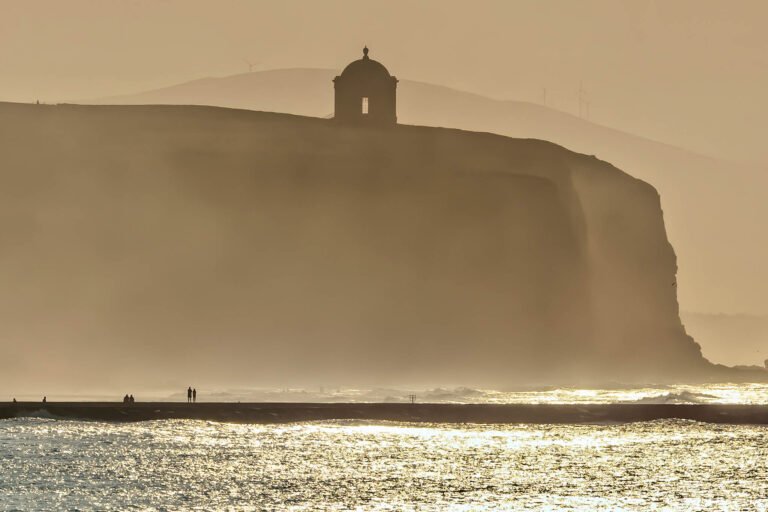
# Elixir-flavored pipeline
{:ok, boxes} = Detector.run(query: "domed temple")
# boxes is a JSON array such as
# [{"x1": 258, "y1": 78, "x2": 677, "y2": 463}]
[{"x1": 333, "y1": 47, "x2": 398, "y2": 125}]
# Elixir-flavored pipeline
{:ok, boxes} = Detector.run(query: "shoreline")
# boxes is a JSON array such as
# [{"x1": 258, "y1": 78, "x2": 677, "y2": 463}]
[{"x1": 2, "y1": 402, "x2": 768, "y2": 425}]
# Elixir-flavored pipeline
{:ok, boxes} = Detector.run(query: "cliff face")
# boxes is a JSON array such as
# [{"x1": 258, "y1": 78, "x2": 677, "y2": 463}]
[{"x1": 0, "y1": 103, "x2": 711, "y2": 389}]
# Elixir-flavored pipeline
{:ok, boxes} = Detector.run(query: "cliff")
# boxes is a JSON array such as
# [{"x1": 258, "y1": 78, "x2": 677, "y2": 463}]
[
  {"x1": 90, "y1": 69, "x2": 768, "y2": 333},
  {"x1": 0, "y1": 102, "x2": 753, "y2": 389}
]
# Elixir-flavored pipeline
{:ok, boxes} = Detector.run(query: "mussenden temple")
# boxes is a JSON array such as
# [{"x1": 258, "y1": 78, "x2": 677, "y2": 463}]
[{"x1": 333, "y1": 47, "x2": 398, "y2": 125}]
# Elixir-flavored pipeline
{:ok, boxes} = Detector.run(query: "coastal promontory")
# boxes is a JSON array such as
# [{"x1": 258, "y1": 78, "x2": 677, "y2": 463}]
[{"x1": 0, "y1": 102, "x2": 751, "y2": 388}]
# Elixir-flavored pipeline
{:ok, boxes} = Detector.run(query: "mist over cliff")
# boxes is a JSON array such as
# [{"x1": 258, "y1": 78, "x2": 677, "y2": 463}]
[
  {"x1": 87, "y1": 68, "x2": 768, "y2": 327},
  {"x1": 0, "y1": 102, "x2": 751, "y2": 393}
]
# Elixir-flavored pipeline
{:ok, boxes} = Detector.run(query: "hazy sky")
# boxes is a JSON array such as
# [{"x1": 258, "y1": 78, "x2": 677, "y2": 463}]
[{"x1": 1, "y1": 0, "x2": 767, "y2": 164}]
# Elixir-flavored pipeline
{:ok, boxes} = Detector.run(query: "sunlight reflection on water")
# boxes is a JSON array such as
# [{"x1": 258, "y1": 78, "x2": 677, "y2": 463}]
[
  {"x1": 178, "y1": 382, "x2": 768, "y2": 405},
  {"x1": 30, "y1": 382, "x2": 768, "y2": 405},
  {"x1": 2, "y1": 417, "x2": 768, "y2": 511}
]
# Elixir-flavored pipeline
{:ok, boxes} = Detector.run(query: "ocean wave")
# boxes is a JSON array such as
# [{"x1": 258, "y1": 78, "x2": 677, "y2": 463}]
[
  {"x1": 10, "y1": 408, "x2": 63, "y2": 420},
  {"x1": 418, "y1": 387, "x2": 488, "y2": 402},
  {"x1": 623, "y1": 390, "x2": 718, "y2": 404}
]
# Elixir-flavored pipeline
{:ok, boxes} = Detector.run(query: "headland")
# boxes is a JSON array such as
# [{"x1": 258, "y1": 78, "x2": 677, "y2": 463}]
[{"x1": 1, "y1": 102, "x2": 766, "y2": 386}]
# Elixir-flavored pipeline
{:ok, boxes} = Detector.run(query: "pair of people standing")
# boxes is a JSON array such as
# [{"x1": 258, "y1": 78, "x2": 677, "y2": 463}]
[{"x1": 187, "y1": 387, "x2": 197, "y2": 403}]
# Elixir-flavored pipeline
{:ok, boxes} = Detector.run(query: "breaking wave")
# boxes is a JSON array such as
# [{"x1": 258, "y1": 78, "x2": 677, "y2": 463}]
[{"x1": 625, "y1": 390, "x2": 718, "y2": 404}]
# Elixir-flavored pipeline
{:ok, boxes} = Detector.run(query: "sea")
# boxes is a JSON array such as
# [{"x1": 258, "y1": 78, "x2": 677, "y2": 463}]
[{"x1": 2, "y1": 383, "x2": 768, "y2": 511}]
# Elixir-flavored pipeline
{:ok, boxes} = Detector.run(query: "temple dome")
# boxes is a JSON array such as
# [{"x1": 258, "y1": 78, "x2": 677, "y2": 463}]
[{"x1": 339, "y1": 47, "x2": 393, "y2": 81}]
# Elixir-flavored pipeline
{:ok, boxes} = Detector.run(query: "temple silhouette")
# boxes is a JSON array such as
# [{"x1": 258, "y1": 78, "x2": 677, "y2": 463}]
[{"x1": 334, "y1": 47, "x2": 398, "y2": 125}]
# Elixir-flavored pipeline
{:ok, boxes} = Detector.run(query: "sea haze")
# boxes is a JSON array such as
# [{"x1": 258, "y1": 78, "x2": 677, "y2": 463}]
[{"x1": 9, "y1": 383, "x2": 768, "y2": 405}]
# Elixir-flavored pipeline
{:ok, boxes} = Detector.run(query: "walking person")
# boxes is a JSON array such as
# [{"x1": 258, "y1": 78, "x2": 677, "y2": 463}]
[
  {"x1": 192, "y1": 388, "x2": 197, "y2": 403},
  {"x1": 187, "y1": 387, "x2": 192, "y2": 403}
]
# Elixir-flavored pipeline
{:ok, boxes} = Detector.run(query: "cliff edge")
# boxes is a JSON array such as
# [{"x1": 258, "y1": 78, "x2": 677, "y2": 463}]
[{"x1": 0, "y1": 103, "x2": 759, "y2": 388}]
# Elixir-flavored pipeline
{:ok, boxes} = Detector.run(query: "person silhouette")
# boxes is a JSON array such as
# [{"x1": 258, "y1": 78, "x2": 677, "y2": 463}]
[
  {"x1": 123, "y1": 394, "x2": 129, "y2": 404},
  {"x1": 187, "y1": 387, "x2": 192, "y2": 403},
  {"x1": 193, "y1": 388, "x2": 197, "y2": 403},
  {"x1": 12, "y1": 398, "x2": 17, "y2": 404},
  {"x1": 129, "y1": 395, "x2": 135, "y2": 404},
  {"x1": 42, "y1": 396, "x2": 46, "y2": 403}
]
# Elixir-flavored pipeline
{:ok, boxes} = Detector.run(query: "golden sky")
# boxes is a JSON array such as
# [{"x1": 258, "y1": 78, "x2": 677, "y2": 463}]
[{"x1": 1, "y1": 0, "x2": 767, "y2": 164}]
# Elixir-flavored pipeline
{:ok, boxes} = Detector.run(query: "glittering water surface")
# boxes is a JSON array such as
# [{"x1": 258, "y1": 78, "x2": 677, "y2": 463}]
[
  {"x1": 2, "y1": 418, "x2": 767, "y2": 511},
  {"x1": 365, "y1": 382, "x2": 768, "y2": 405},
  {"x1": 26, "y1": 382, "x2": 768, "y2": 405}
]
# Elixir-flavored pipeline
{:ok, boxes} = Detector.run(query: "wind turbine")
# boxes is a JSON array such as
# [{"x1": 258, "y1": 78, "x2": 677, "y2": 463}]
[
  {"x1": 243, "y1": 59, "x2": 260, "y2": 73},
  {"x1": 578, "y1": 82, "x2": 590, "y2": 119}
]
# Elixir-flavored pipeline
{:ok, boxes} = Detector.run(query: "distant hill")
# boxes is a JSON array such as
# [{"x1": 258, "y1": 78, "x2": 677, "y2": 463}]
[
  {"x1": 91, "y1": 69, "x2": 338, "y2": 119},
  {"x1": 84, "y1": 69, "x2": 768, "y2": 329}
]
